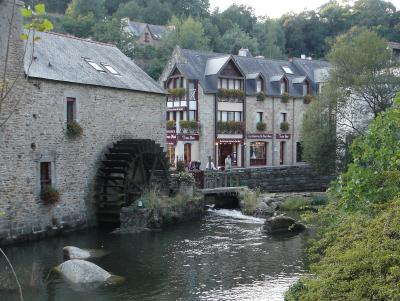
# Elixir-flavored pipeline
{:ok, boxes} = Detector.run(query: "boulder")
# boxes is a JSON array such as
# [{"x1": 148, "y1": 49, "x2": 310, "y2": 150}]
[
  {"x1": 63, "y1": 246, "x2": 109, "y2": 260},
  {"x1": 54, "y1": 259, "x2": 124, "y2": 285},
  {"x1": 263, "y1": 215, "x2": 306, "y2": 234}
]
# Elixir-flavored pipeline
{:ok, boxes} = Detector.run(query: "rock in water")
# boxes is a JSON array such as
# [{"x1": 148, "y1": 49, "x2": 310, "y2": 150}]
[
  {"x1": 263, "y1": 215, "x2": 306, "y2": 234},
  {"x1": 63, "y1": 246, "x2": 109, "y2": 260},
  {"x1": 54, "y1": 259, "x2": 124, "y2": 285}
]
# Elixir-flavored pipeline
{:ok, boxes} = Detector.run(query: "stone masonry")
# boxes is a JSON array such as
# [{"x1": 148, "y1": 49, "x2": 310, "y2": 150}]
[{"x1": 0, "y1": 0, "x2": 166, "y2": 245}]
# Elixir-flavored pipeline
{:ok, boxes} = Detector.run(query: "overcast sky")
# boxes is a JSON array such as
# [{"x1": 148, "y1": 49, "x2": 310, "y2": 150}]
[{"x1": 209, "y1": 0, "x2": 400, "y2": 18}]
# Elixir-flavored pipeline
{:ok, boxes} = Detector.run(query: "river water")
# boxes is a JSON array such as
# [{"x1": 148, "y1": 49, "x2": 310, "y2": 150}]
[{"x1": 1, "y1": 209, "x2": 307, "y2": 301}]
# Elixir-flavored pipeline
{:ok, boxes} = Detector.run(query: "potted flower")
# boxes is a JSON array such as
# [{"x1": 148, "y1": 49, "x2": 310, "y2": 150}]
[
  {"x1": 41, "y1": 186, "x2": 60, "y2": 205},
  {"x1": 281, "y1": 92, "x2": 290, "y2": 103},
  {"x1": 66, "y1": 121, "x2": 83, "y2": 138},
  {"x1": 280, "y1": 121, "x2": 290, "y2": 131},
  {"x1": 303, "y1": 94, "x2": 313, "y2": 104},
  {"x1": 179, "y1": 120, "x2": 190, "y2": 132},
  {"x1": 256, "y1": 121, "x2": 266, "y2": 131},
  {"x1": 166, "y1": 120, "x2": 176, "y2": 130},
  {"x1": 168, "y1": 88, "x2": 186, "y2": 98},
  {"x1": 189, "y1": 120, "x2": 198, "y2": 132},
  {"x1": 256, "y1": 91, "x2": 266, "y2": 101}
]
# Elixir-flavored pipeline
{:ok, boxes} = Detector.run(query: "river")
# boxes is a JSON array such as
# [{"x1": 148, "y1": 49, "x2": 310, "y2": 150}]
[{"x1": 1, "y1": 209, "x2": 307, "y2": 301}]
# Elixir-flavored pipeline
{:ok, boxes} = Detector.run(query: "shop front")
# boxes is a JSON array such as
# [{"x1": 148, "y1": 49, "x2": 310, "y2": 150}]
[
  {"x1": 216, "y1": 138, "x2": 243, "y2": 168},
  {"x1": 246, "y1": 133, "x2": 273, "y2": 167}
]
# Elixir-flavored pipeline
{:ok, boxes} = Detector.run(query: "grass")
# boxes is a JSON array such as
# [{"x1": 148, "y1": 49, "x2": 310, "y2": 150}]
[
  {"x1": 280, "y1": 194, "x2": 328, "y2": 212},
  {"x1": 239, "y1": 188, "x2": 261, "y2": 215}
]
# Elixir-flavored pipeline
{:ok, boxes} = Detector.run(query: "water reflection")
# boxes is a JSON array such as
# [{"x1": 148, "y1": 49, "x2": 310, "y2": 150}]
[{"x1": 1, "y1": 209, "x2": 306, "y2": 301}]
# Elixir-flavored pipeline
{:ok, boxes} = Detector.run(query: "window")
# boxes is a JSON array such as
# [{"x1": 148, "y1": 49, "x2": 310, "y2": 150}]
[
  {"x1": 184, "y1": 143, "x2": 191, "y2": 165},
  {"x1": 234, "y1": 112, "x2": 242, "y2": 121},
  {"x1": 40, "y1": 162, "x2": 52, "y2": 189},
  {"x1": 221, "y1": 78, "x2": 228, "y2": 89},
  {"x1": 218, "y1": 111, "x2": 242, "y2": 121},
  {"x1": 256, "y1": 112, "x2": 263, "y2": 123},
  {"x1": 281, "y1": 112, "x2": 287, "y2": 123},
  {"x1": 189, "y1": 110, "x2": 196, "y2": 120},
  {"x1": 256, "y1": 78, "x2": 263, "y2": 92},
  {"x1": 102, "y1": 64, "x2": 119, "y2": 75},
  {"x1": 281, "y1": 78, "x2": 289, "y2": 94},
  {"x1": 84, "y1": 58, "x2": 105, "y2": 72},
  {"x1": 250, "y1": 141, "x2": 267, "y2": 166},
  {"x1": 66, "y1": 97, "x2": 76, "y2": 124},
  {"x1": 303, "y1": 80, "x2": 311, "y2": 96},
  {"x1": 282, "y1": 66, "x2": 294, "y2": 74},
  {"x1": 144, "y1": 32, "x2": 150, "y2": 43},
  {"x1": 296, "y1": 142, "x2": 304, "y2": 162},
  {"x1": 235, "y1": 79, "x2": 241, "y2": 89},
  {"x1": 280, "y1": 141, "x2": 286, "y2": 165}
]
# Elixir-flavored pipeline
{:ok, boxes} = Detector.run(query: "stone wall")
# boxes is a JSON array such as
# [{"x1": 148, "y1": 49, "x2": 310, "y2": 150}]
[
  {"x1": 0, "y1": 0, "x2": 166, "y2": 245},
  {"x1": 203, "y1": 165, "x2": 334, "y2": 192}
]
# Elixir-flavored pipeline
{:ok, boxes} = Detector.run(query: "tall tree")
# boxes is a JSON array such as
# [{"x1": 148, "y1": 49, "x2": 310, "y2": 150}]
[
  {"x1": 254, "y1": 19, "x2": 286, "y2": 59},
  {"x1": 215, "y1": 24, "x2": 258, "y2": 55}
]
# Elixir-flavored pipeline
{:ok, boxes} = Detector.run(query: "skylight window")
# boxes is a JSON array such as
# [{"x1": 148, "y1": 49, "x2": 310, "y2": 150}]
[
  {"x1": 282, "y1": 66, "x2": 294, "y2": 74},
  {"x1": 84, "y1": 58, "x2": 105, "y2": 72},
  {"x1": 102, "y1": 64, "x2": 120, "y2": 75}
]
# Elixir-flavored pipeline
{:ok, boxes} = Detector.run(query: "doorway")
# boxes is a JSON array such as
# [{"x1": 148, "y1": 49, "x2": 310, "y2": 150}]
[{"x1": 184, "y1": 143, "x2": 191, "y2": 165}]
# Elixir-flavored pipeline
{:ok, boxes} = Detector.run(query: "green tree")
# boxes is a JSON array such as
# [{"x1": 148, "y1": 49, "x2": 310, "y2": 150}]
[
  {"x1": 215, "y1": 24, "x2": 258, "y2": 55},
  {"x1": 167, "y1": 16, "x2": 209, "y2": 51},
  {"x1": 66, "y1": 0, "x2": 106, "y2": 19},
  {"x1": 218, "y1": 4, "x2": 256, "y2": 34},
  {"x1": 254, "y1": 19, "x2": 286, "y2": 59},
  {"x1": 61, "y1": 13, "x2": 96, "y2": 38}
]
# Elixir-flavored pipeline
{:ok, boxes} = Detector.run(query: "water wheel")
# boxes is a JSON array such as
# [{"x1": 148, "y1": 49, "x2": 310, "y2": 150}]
[{"x1": 96, "y1": 139, "x2": 169, "y2": 227}]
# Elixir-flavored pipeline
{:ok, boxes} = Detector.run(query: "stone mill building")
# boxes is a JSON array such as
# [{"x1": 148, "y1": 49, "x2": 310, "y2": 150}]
[{"x1": 0, "y1": 0, "x2": 167, "y2": 244}]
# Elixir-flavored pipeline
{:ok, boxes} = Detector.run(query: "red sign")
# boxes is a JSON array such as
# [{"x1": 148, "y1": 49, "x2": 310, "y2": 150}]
[
  {"x1": 177, "y1": 134, "x2": 199, "y2": 141},
  {"x1": 247, "y1": 133, "x2": 273, "y2": 139},
  {"x1": 166, "y1": 132, "x2": 177, "y2": 145},
  {"x1": 216, "y1": 138, "x2": 244, "y2": 144},
  {"x1": 276, "y1": 133, "x2": 291, "y2": 139},
  {"x1": 166, "y1": 129, "x2": 176, "y2": 134}
]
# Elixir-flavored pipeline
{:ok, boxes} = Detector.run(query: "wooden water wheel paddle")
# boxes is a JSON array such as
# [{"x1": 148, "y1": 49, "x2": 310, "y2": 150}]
[{"x1": 96, "y1": 139, "x2": 169, "y2": 227}]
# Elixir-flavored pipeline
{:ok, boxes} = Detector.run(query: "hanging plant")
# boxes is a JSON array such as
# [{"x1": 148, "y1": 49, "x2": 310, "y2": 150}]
[
  {"x1": 189, "y1": 120, "x2": 199, "y2": 131},
  {"x1": 168, "y1": 88, "x2": 186, "y2": 98},
  {"x1": 281, "y1": 92, "x2": 290, "y2": 103},
  {"x1": 303, "y1": 94, "x2": 313, "y2": 104},
  {"x1": 280, "y1": 121, "x2": 290, "y2": 131},
  {"x1": 217, "y1": 89, "x2": 245, "y2": 101},
  {"x1": 256, "y1": 122, "x2": 267, "y2": 131},
  {"x1": 166, "y1": 120, "x2": 176, "y2": 130},
  {"x1": 66, "y1": 121, "x2": 83, "y2": 138},
  {"x1": 179, "y1": 120, "x2": 190, "y2": 129},
  {"x1": 41, "y1": 186, "x2": 60, "y2": 205},
  {"x1": 256, "y1": 91, "x2": 266, "y2": 101}
]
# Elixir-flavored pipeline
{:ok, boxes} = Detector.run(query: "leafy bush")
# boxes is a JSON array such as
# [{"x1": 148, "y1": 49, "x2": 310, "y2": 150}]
[
  {"x1": 281, "y1": 92, "x2": 290, "y2": 103},
  {"x1": 168, "y1": 88, "x2": 186, "y2": 98},
  {"x1": 280, "y1": 197, "x2": 313, "y2": 211},
  {"x1": 256, "y1": 91, "x2": 266, "y2": 101},
  {"x1": 66, "y1": 121, "x2": 83, "y2": 138},
  {"x1": 41, "y1": 186, "x2": 60, "y2": 204},
  {"x1": 176, "y1": 160, "x2": 186, "y2": 172},
  {"x1": 217, "y1": 121, "x2": 244, "y2": 133},
  {"x1": 286, "y1": 199, "x2": 400, "y2": 301},
  {"x1": 280, "y1": 121, "x2": 290, "y2": 131},
  {"x1": 256, "y1": 121, "x2": 266, "y2": 131},
  {"x1": 166, "y1": 120, "x2": 176, "y2": 130},
  {"x1": 303, "y1": 94, "x2": 313, "y2": 104},
  {"x1": 179, "y1": 120, "x2": 190, "y2": 129},
  {"x1": 189, "y1": 120, "x2": 198, "y2": 131},
  {"x1": 330, "y1": 97, "x2": 400, "y2": 211},
  {"x1": 176, "y1": 172, "x2": 195, "y2": 184}
]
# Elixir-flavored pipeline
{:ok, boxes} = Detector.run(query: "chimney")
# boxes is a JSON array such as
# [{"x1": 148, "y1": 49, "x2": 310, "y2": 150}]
[
  {"x1": 238, "y1": 48, "x2": 251, "y2": 57},
  {"x1": 301, "y1": 54, "x2": 306, "y2": 60}
]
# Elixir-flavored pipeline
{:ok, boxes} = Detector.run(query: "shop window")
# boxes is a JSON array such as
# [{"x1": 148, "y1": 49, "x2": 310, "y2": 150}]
[{"x1": 250, "y1": 142, "x2": 267, "y2": 166}]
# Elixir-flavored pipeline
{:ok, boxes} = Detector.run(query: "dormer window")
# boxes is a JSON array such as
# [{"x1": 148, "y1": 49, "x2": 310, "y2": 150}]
[
  {"x1": 256, "y1": 77, "x2": 263, "y2": 93},
  {"x1": 102, "y1": 64, "x2": 119, "y2": 75},
  {"x1": 303, "y1": 80, "x2": 311, "y2": 96},
  {"x1": 84, "y1": 58, "x2": 105, "y2": 72},
  {"x1": 280, "y1": 77, "x2": 289, "y2": 94}
]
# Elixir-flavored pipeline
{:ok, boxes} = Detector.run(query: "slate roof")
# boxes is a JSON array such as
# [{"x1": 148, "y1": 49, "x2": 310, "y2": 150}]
[
  {"x1": 24, "y1": 31, "x2": 165, "y2": 94},
  {"x1": 127, "y1": 21, "x2": 168, "y2": 40},
  {"x1": 171, "y1": 48, "x2": 331, "y2": 97}
]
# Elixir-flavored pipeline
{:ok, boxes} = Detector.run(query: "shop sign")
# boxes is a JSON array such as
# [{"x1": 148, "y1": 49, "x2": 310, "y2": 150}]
[
  {"x1": 166, "y1": 129, "x2": 176, "y2": 134},
  {"x1": 167, "y1": 107, "x2": 186, "y2": 111},
  {"x1": 216, "y1": 138, "x2": 244, "y2": 144},
  {"x1": 166, "y1": 133, "x2": 177, "y2": 145},
  {"x1": 247, "y1": 133, "x2": 273, "y2": 139},
  {"x1": 276, "y1": 133, "x2": 291, "y2": 139},
  {"x1": 177, "y1": 134, "x2": 199, "y2": 141}
]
